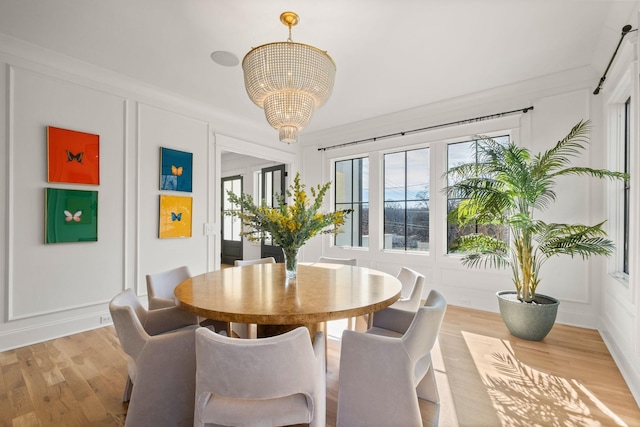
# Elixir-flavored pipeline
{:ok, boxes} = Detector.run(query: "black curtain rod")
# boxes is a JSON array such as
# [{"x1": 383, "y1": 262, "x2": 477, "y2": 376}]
[
  {"x1": 594, "y1": 25, "x2": 636, "y2": 95},
  {"x1": 318, "y1": 106, "x2": 534, "y2": 152}
]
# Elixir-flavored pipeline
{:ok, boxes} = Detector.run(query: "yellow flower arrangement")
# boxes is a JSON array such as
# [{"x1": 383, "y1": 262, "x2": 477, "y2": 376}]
[{"x1": 225, "y1": 173, "x2": 352, "y2": 277}]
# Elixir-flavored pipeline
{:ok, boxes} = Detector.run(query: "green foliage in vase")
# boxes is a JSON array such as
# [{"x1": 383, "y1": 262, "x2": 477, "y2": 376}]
[{"x1": 225, "y1": 172, "x2": 352, "y2": 251}]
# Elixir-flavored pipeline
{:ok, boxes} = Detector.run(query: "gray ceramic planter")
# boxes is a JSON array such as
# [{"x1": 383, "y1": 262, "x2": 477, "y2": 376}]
[{"x1": 496, "y1": 290, "x2": 559, "y2": 341}]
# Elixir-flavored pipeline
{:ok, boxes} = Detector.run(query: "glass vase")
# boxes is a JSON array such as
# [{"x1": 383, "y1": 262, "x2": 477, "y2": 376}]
[{"x1": 282, "y1": 247, "x2": 300, "y2": 279}]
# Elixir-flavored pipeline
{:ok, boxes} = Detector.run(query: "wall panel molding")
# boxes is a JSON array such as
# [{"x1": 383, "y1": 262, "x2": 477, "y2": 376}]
[{"x1": 7, "y1": 64, "x2": 127, "y2": 320}]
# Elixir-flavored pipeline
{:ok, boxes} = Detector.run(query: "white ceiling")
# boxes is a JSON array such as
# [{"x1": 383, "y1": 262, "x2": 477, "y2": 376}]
[{"x1": 0, "y1": 0, "x2": 637, "y2": 137}]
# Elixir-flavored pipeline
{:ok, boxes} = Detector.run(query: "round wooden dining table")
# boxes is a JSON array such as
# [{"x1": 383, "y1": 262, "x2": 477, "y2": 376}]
[{"x1": 174, "y1": 262, "x2": 402, "y2": 338}]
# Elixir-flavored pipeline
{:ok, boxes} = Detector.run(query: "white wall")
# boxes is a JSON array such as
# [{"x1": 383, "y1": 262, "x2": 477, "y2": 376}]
[
  {"x1": 137, "y1": 104, "x2": 211, "y2": 289},
  {"x1": 0, "y1": 35, "x2": 292, "y2": 351},
  {"x1": 595, "y1": 16, "x2": 640, "y2": 404},
  {"x1": 7, "y1": 66, "x2": 126, "y2": 321}
]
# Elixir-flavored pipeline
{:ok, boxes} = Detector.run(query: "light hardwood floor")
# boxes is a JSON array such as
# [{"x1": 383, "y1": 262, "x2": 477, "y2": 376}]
[{"x1": 1, "y1": 305, "x2": 639, "y2": 426}]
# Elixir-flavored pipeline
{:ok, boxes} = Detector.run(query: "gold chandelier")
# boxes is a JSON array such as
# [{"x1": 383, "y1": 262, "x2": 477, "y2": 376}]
[{"x1": 242, "y1": 12, "x2": 336, "y2": 144}]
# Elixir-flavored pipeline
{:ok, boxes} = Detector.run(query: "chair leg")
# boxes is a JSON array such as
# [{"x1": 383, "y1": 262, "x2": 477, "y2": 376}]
[
  {"x1": 122, "y1": 375, "x2": 133, "y2": 402},
  {"x1": 416, "y1": 363, "x2": 439, "y2": 403},
  {"x1": 320, "y1": 321, "x2": 328, "y2": 368}
]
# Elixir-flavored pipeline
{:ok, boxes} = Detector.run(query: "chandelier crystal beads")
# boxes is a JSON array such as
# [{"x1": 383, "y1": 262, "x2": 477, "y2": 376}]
[{"x1": 242, "y1": 12, "x2": 336, "y2": 143}]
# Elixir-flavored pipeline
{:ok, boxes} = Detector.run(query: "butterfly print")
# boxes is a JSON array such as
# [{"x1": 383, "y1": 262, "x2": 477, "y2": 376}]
[
  {"x1": 64, "y1": 210, "x2": 82, "y2": 222},
  {"x1": 171, "y1": 212, "x2": 182, "y2": 221},
  {"x1": 66, "y1": 150, "x2": 84, "y2": 163},
  {"x1": 171, "y1": 165, "x2": 183, "y2": 176}
]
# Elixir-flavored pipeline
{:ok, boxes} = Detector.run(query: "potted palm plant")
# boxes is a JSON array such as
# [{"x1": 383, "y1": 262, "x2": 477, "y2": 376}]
[{"x1": 444, "y1": 120, "x2": 627, "y2": 340}]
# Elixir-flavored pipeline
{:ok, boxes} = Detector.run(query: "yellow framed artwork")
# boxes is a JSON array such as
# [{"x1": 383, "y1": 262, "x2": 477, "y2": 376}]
[{"x1": 159, "y1": 195, "x2": 192, "y2": 238}]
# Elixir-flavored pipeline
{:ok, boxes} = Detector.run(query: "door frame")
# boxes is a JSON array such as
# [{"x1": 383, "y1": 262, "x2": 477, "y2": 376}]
[
  {"x1": 213, "y1": 133, "x2": 297, "y2": 270},
  {"x1": 220, "y1": 175, "x2": 243, "y2": 265},
  {"x1": 260, "y1": 164, "x2": 287, "y2": 261}
]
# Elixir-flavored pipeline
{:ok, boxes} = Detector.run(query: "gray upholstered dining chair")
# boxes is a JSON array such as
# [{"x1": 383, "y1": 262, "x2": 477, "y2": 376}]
[
  {"x1": 355, "y1": 266, "x2": 425, "y2": 331},
  {"x1": 317, "y1": 256, "x2": 357, "y2": 266},
  {"x1": 194, "y1": 326, "x2": 326, "y2": 427},
  {"x1": 147, "y1": 265, "x2": 228, "y2": 333},
  {"x1": 234, "y1": 256, "x2": 276, "y2": 266},
  {"x1": 389, "y1": 266, "x2": 425, "y2": 312},
  {"x1": 146, "y1": 265, "x2": 191, "y2": 310},
  {"x1": 337, "y1": 290, "x2": 447, "y2": 427},
  {"x1": 109, "y1": 288, "x2": 200, "y2": 427}
]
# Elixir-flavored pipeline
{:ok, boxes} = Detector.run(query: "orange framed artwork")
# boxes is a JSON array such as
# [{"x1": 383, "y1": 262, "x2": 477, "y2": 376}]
[{"x1": 47, "y1": 126, "x2": 100, "y2": 185}]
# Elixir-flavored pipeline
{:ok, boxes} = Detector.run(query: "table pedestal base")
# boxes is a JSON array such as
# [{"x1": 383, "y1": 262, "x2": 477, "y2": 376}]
[{"x1": 257, "y1": 323, "x2": 322, "y2": 339}]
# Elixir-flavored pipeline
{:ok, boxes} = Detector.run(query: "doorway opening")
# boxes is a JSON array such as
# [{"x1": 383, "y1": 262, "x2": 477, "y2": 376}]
[{"x1": 219, "y1": 149, "x2": 289, "y2": 267}]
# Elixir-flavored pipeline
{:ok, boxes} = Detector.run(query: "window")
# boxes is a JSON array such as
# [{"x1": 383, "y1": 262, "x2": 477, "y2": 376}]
[
  {"x1": 335, "y1": 157, "x2": 369, "y2": 247},
  {"x1": 623, "y1": 97, "x2": 630, "y2": 275},
  {"x1": 447, "y1": 136, "x2": 510, "y2": 253},
  {"x1": 260, "y1": 165, "x2": 286, "y2": 259},
  {"x1": 222, "y1": 176, "x2": 242, "y2": 242},
  {"x1": 383, "y1": 148, "x2": 429, "y2": 251}
]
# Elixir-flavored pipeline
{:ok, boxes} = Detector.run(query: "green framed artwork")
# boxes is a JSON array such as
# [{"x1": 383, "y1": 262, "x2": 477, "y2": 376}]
[
  {"x1": 159, "y1": 194, "x2": 192, "y2": 238},
  {"x1": 45, "y1": 188, "x2": 98, "y2": 244}
]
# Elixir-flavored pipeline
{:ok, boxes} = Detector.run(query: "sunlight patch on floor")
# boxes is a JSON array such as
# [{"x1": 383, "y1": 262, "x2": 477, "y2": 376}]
[{"x1": 461, "y1": 331, "x2": 628, "y2": 427}]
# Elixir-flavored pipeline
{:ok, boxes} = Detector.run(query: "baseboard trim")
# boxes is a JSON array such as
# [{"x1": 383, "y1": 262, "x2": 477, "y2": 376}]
[
  {"x1": 600, "y1": 327, "x2": 640, "y2": 407},
  {"x1": 0, "y1": 312, "x2": 111, "y2": 352}
]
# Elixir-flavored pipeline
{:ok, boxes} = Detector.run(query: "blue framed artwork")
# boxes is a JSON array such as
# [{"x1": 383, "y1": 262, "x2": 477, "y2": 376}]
[
  {"x1": 160, "y1": 147, "x2": 193, "y2": 192},
  {"x1": 45, "y1": 188, "x2": 98, "y2": 244}
]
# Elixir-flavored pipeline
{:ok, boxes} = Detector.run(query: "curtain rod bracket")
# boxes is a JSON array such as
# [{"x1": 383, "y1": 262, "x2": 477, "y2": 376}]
[{"x1": 594, "y1": 25, "x2": 636, "y2": 95}]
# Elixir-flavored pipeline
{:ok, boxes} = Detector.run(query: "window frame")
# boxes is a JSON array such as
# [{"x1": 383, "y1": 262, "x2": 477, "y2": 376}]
[
  {"x1": 607, "y1": 89, "x2": 632, "y2": 286},
  {"x1": 623, "y1": 97, "x2": 631, "y2": 276},
  {"x1": 445, "y1": 134, "x2": 511, "y2": 255},
  {"x1": 381, "y1": 145, "x2": 431, "y2": 253},
  {"x1": 333, "y1": 156, "x2": 370, "y2": 248},
  {"x1": 221, "y1": 175, "x2": 243, "y2": 242},
  {"x1": 322, "y1": 115, "x2": 521, "y2": 266}
]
